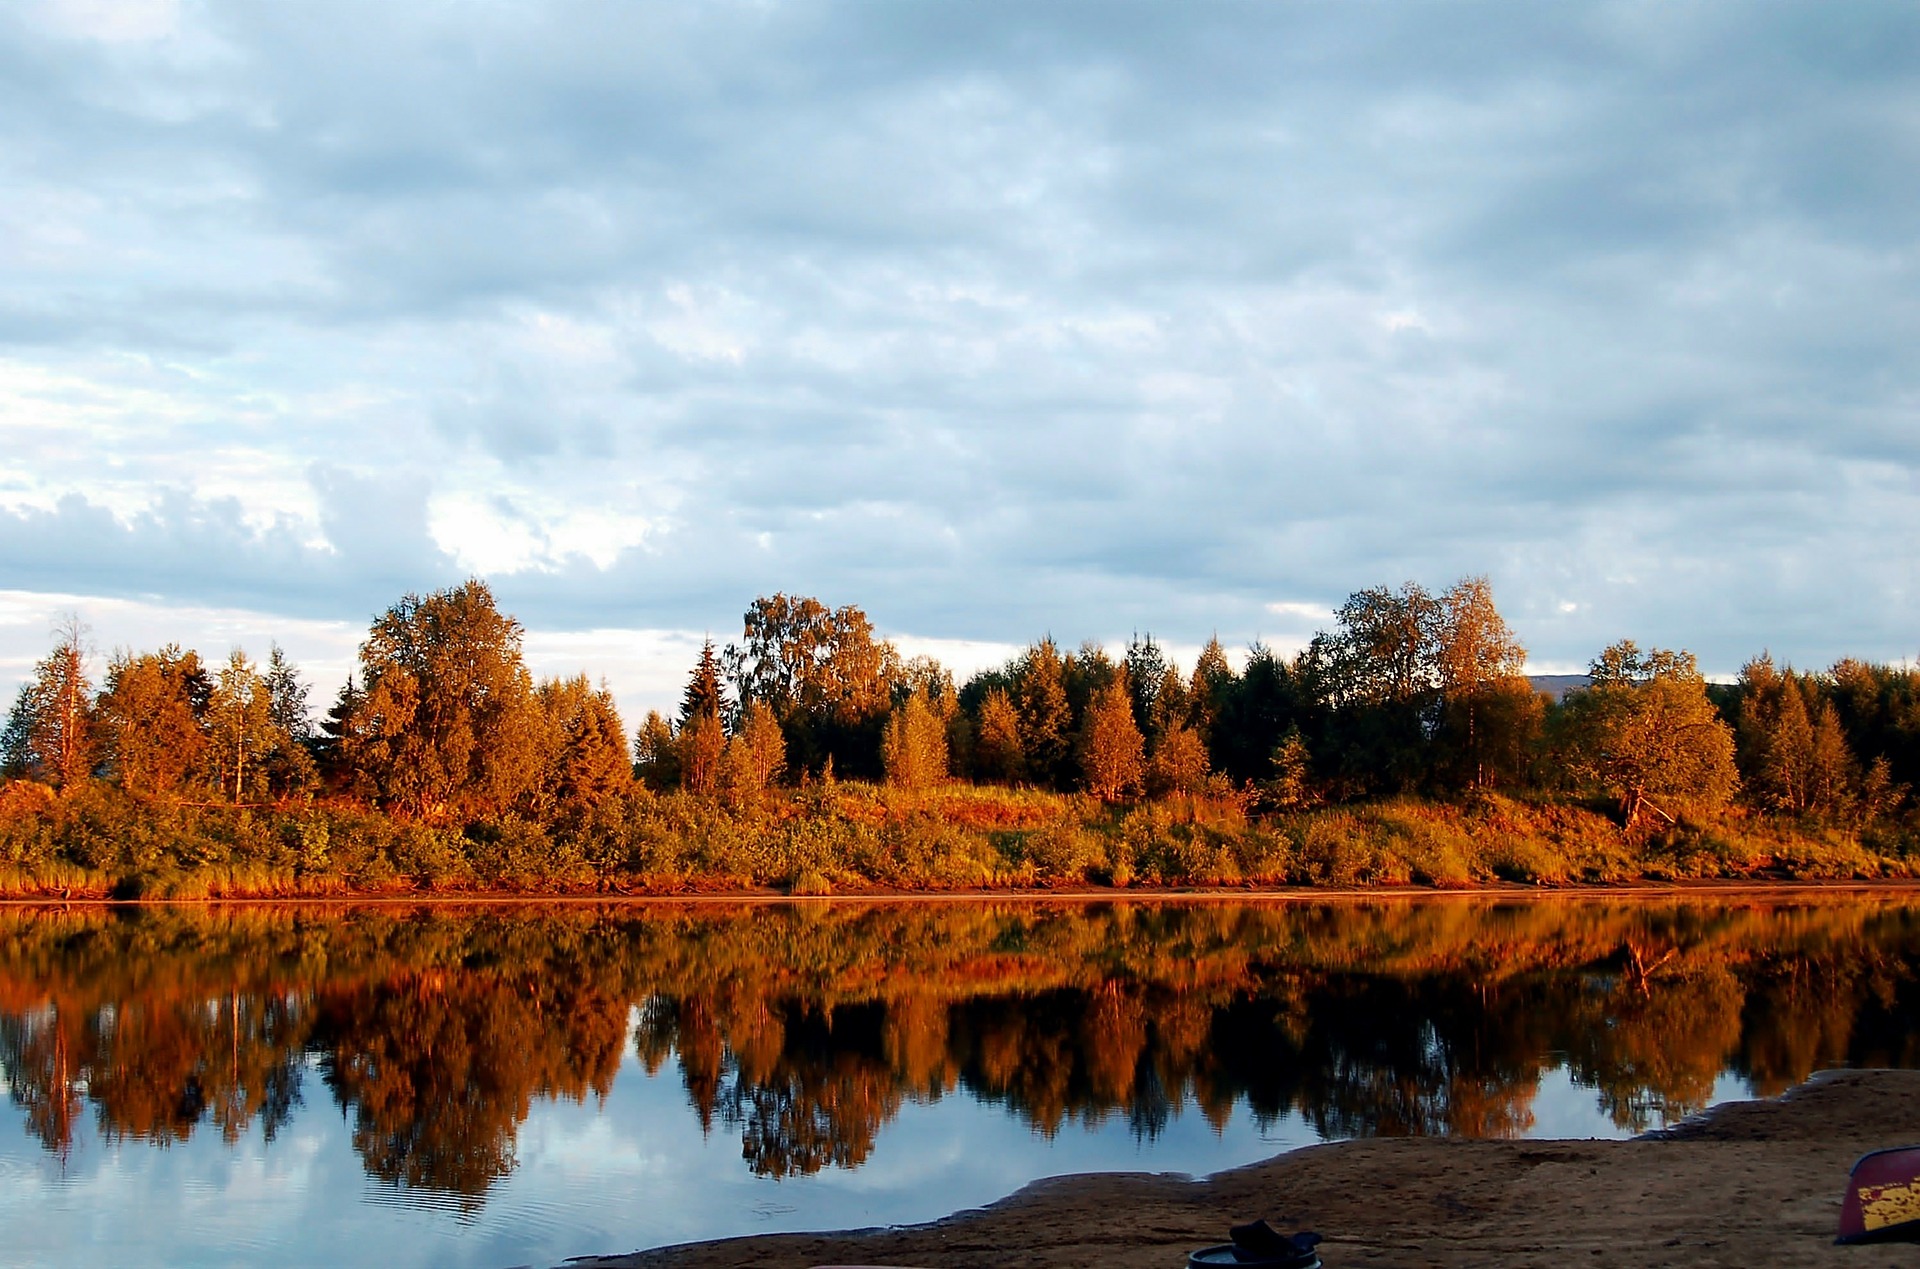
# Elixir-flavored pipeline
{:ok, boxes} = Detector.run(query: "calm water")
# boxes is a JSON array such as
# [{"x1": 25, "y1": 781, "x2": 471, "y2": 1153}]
[{"x1": 1, "y1": 895, "x2": 1917, "y2": 1267}]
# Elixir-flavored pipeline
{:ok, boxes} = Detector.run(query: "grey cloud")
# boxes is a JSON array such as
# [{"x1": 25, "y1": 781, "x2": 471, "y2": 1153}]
[{"x1": 2, "y1": 1, "x2": 1918, "y2": 683}]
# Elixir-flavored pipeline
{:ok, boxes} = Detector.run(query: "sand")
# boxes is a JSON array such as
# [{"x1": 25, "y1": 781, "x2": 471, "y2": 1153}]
[{"x1": 574, "y1": 1069, "x2": 1920, "y2": 1269}]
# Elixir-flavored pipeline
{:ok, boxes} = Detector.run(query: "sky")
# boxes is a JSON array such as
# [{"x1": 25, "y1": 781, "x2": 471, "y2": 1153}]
[{"x1": 3, "y1": 0, "x2": 1917, "y2": 720}]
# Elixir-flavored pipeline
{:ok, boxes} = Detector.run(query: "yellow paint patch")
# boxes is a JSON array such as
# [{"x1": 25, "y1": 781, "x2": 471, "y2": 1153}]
[{"x1": 1859, "y1": 1181, "x2": 1920, "y2": 1232}]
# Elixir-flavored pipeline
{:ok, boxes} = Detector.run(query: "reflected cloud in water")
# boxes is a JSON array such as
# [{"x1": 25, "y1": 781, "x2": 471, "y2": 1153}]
[{"x1": 0, "y1": 896, "x2": 1916, "y2": 1266}]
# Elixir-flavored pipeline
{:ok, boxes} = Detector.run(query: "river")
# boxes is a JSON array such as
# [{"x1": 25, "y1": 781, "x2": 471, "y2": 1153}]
[{"x1": 0, "y1": 893, "x2": 1916, "y2": 1267}]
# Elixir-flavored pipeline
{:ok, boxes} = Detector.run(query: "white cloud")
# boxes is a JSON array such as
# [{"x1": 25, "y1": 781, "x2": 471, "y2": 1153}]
[
  {"x1": 33, "y1": 0, "x2": 179, "y2": 43},
  {"x1": 0, "y1": 1, "x2": 1916, "y2": 683}
]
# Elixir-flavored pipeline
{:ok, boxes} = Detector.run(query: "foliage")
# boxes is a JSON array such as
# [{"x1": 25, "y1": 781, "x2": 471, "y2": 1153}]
[
  {"x1": 1556, "y1": 642, "x2": 1739, "y2": 829},
  {"x1": 6, "y1": 619, "x2": 97, "y2": 789},
  {"x1": 345, "y1": 580, "x2": 544, "y2": 819},
  {"x1": 1078, "y1": 676, "x2": 1144, "y2": 801},
  {"x1": 11, "y1": 573, "x2": 1920, "y2": 898},
  {"x1": 882, "y1": 688, "x2": 948, "y2": 791}
]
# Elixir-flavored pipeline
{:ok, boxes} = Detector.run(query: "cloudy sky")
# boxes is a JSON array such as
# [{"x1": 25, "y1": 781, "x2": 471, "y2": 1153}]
[{"x1": 3, "y1": 0, "x2": 1916, "y2": 717}]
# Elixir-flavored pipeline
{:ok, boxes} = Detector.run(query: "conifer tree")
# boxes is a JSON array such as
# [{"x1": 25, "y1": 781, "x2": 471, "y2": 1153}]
[
  {"x1": 676, "y1": 639, "x2": 729, "y2": 797},
  {"x1": 681, "y1": 639, "x2": 726, "y2": 730},
  {"x1": 1188, "y1": 636, "x2": 1234, "y2": 740},
  {"x1": 261, "y1": 644, "x2": 319, "y2": 797},
  {"x1": 1149, "y1": 662, "x2": 1190, "y2": 749},
  {"x1": 8, "y1": 620, "x2": 97, "y2": 789},
  {"x1": 1124, "y1": 634, "x2": 1168, "y2": 743},
  {"x1": 537, "y1": 675, "x2": 631, "y2": 809},
  {"x1": 1013, "y1": 638, "x2": 1072, "y2": 789}
]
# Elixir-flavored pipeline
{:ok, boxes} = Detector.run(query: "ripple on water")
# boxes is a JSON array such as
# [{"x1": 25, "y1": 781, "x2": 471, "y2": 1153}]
[{"x1": 359, "y1": 1183, "x2": 487, "y2": 1221}]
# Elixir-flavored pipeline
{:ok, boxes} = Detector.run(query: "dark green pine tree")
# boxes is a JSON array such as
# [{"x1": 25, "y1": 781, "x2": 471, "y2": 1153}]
[{"x1": 681, "y1": 639, "x2": 726, "y2": 728}]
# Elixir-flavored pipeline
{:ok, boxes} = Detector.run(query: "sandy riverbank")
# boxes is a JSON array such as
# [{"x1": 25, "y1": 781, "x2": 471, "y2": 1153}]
[{"x1": 577, "y1": 1068, "x2": 1920, "y2": 1269}]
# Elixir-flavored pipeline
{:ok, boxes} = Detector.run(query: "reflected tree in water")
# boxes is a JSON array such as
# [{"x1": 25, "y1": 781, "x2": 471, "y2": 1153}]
[{"x1": 4, "y1": 899, "x2": 1920, "y2": 1201}]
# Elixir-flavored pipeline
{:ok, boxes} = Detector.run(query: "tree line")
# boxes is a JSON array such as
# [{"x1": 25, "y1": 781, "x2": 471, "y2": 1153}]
[{"x1": 4, "y1": 575, "x2": 1918, "y2": 839}]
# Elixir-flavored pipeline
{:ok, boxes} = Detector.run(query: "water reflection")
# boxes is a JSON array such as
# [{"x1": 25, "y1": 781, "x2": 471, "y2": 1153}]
[{"x1": 2, "y1": 897, "x2": 1918, "y2": 1205}]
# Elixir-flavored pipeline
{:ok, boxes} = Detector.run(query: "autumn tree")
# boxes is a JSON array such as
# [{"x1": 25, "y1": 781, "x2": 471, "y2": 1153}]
[
  {"x1": 720, "y1": 699, "x2": 786, "y2": 807},
  {"x1": 345, "y1": 580, "x2": 544, "y2": 818},
  {"x1": 1557, "y1": 641, "x2": 1738, "y2": 828},
  {"x1": 1433, "y1": 576, "x2": 1532, "y2": 789},
  {"x1": 94, "y1": 644, "x2": 207, "y2": 797},
  {"x1": 1737, "y1": 656, "x2": 1856, "y2": 817},
  {"x1": 883, "y1": 688, "x2": 948, "y2": 791},
  {"x1": 1012, "y1": 638, "x2": 1073, "y2": 789},
  {"x1": 206, "y1": 650, "x2": 280, "y2": 803},
  {"x1": 3, "y1": 619, "x2": 98, "y2": 789},
  {"x1": 1149, "y1": 661, "x2": 1191, "y2": 744},
  {"x1": 262, "y1": 644, "x2": 320, "y2": 797},
  {"x1": 1079, "y1": 675, "x2": 1145, "y2": 801},
  {"x1": 535, "y1": 675, "x2": 631, "y2": 810},
  {"x1": 1146, "y1": 722, "x2": 1210, "y2": 797},
  {"x1": 725, "y1": 595, "x2": 899, "y2": 778},
  {"x1": 1264, "y1": 730, "x2": 1316, "y2": 809},
  {"x1": 971, "y1": 687, "x2": 1024, "y2": 784},
  {"x1": 677, "y1": 639, "x2": 728, "y2": 797},
  {"x1": 633, "y1": 710, "x2": 680, "y2": 791},
  {"x1": 1330, "y1": 582, "x2": 1441, "y2": 706}
]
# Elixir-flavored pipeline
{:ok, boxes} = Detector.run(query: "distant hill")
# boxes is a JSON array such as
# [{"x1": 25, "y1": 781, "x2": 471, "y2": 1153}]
[{"x1": 1528, "y1": 674, "x2": 1591, "y2": 700}]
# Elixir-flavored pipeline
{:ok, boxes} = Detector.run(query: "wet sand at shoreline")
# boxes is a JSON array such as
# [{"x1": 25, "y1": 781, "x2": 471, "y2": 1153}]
[{"x1": 577, "y1": 1069, "x2": 1920, "y2": 1269}]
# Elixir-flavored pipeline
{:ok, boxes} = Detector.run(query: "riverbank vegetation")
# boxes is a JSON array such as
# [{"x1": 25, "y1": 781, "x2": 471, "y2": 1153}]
[{"x1": 2, "y1": 578, "x2": 1917, "y2": 898}]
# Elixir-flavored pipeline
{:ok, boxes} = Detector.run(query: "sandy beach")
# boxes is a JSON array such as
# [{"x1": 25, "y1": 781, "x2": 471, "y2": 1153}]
[{"x1": 578, "y1": 1068, "x2": 1920, "y2": 1269}]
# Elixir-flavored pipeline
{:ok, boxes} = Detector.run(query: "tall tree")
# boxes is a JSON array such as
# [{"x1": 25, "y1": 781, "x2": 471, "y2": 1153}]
[
  {"x1": 1320, "y1": 583, "x2": 1443, "y2": 794},
  {"x1": 676, "y1": 639, "x2": 728, "y2": 797},
  {"x1": 261, "y1": 644, "x2": 319, "y2": 797},
  {"x1": 346, "y1": 580, "x2": 543, "y2": 818},
  {"x1": 1738, "y1": 656, "x2": 1858, "y2": 816},
  {"x1": 1187, "y1": 636, "x2": 1235, "y2": 743},
  {"x1": 971, "y1": 687, "x2": 1025, "y2": 784},
  {"x1": 1012, "y1": 639, "x2": 1073, "y2": 789},
  {"x1": 1433, "y1": 576, "x2": 1531, "y2": 789},
  {"x1": 725, "y1": 595, "x2": 898, "y2": 777},
  {"x1": 96, "y1": 644, "x2": 206, "y2": 797},
  {"x1": 681, "y1": 640, "x2": 726, "y2": 731},
  {"x1": 721, "y1": 698, "x2": 786, "y2": 807},
  {"x1": 206, "y1": 649, "x2": 279, "y2": 803},
  {"x1": 7, "y1": 619, "x2": 97, "y2": 789},
  {"x1": 883, "y1": 688, "x2": 948, "y2": 792},
  {"x1": 1332, "y1": 582, "x2": 1441, "y2": 707},
  {"x1": 1124, "y1": 634, "x2": 1168, "y2": 743},
  {"x1": 633, "y1": 710, "x2": 680, "y2": 792},
  {"x1": 1209, "y1": 643, "x2": 1302, "y2": 785},
  {"x1": 1079, "y1": 675, "x2": 1145, "y2": 802},
  {"x1": 537, "y1": 675, "x2": 631, "y2": 810}
]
